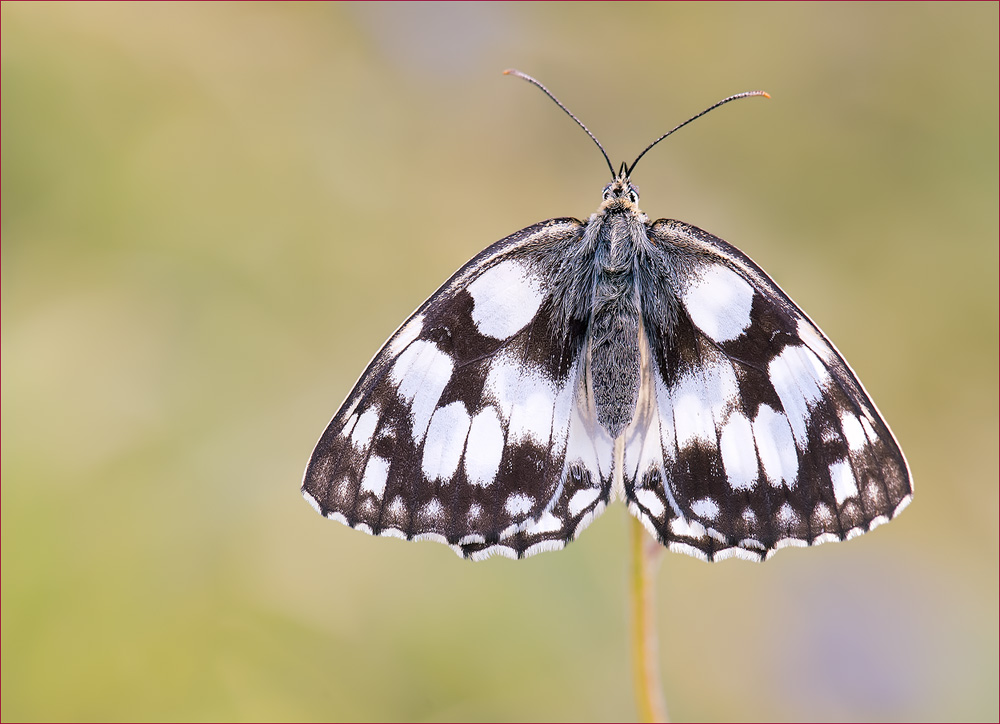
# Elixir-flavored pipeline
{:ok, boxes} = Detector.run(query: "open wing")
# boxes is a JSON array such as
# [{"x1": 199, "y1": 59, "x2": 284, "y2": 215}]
[
  {"x1": 302, "y1": 219, "x2": 617, "y2": 560},
  {"x1": 624, "y1": 219, "x2": 912, "y2": 561}
]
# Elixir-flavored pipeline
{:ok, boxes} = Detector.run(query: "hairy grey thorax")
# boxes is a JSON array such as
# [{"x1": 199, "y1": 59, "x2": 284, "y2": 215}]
[{"x1": 585, "y1": 177, "x2": 650, "y2": 438}]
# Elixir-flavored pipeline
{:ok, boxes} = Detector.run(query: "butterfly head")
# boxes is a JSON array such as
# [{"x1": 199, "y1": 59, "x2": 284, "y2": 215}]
[{"x1": 599, "y1": 163, "x2": 641, "y2": 214}]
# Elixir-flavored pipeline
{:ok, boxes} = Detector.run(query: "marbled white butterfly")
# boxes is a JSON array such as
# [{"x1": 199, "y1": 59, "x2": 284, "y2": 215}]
[{"x1": 302, "y1": 70, "x2": 912, "y2": 562}]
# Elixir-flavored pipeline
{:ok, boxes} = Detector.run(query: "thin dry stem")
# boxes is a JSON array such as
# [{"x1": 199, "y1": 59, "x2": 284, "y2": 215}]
[{"x1": 629, "y1": 516, "x2": 668, "y2": 723}]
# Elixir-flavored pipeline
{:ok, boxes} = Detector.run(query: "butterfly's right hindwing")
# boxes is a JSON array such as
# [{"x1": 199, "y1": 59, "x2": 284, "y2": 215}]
[{"x1": 303, "y1": 218, "x2": 613, "y2": 559}]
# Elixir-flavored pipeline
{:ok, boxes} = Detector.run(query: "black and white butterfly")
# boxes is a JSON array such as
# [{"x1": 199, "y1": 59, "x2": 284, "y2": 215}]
[{"x1": 302, "y1": 71, "x2": 912, "y2": 562}]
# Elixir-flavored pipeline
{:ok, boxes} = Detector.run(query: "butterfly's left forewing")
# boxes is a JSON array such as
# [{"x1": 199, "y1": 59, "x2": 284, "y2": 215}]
[
  {"x1": 303, "y1": 219, "x2": 615, "y2": 560},
  {"x1": 625, "y1": 219, "x2": 912, "y2": 561}
]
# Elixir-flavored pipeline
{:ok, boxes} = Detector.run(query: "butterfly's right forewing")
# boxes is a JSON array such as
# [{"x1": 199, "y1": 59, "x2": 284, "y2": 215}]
[{"x1": 303, "y1": 218, "x2": 614, "y2": 559}]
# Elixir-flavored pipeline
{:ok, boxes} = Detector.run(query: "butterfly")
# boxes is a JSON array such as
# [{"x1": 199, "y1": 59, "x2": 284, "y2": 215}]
[{"x1": 301, "y1": 70, "x2": 912, "y2": 562}]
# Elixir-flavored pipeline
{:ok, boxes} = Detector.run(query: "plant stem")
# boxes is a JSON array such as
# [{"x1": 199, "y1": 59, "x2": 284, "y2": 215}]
[{"x1": 630, "y1": 515, "x2": 668, "y2": 723}]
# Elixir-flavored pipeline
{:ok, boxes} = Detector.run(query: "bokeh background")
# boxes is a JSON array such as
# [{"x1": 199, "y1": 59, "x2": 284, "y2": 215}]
[{"x1": 3, "y1": 2, "x2": 997, "y2": 721}]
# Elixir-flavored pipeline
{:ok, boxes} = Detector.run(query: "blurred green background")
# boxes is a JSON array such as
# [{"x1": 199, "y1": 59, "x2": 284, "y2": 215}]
[{"x1": 3, "y1": 2, "x2": 997, "y2": 721}]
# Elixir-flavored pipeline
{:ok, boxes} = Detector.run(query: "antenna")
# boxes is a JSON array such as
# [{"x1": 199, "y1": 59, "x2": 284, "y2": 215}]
[
  {"x1": 506, "y1": 70, "x2": 769, "y2": 180},
  {"x1": 627, "y1": 90, "x2": 770, "y2": 176},
  {"x1": 504, "y1": 69, "x2": 615, "y2": 179}
]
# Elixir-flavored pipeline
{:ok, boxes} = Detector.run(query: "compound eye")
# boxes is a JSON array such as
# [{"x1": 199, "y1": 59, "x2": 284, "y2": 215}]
[{"x1": 628, "y1": 190, "x2": 639, "y2": 204}]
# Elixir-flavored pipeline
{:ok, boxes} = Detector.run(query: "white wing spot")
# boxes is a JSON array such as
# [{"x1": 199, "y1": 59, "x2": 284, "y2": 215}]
[
  {"x1": 830, "y1": 459, "x2": 859, "y2": 504},
  {"x1": 821, "y1": 426, "x2": 840, "y2": 445},
  {"x1": 505, "y1": 492, "x2": 535, "y2": 517},
  {"x1": 777, "y1": 502, "x2": 798, "y2": 527},
  {"x1": 860, "y1": 415, "x2": 878, "y2": 443},
  {"x1": 682, "y1": 264, "x2": 756, "y2": 343},
  {"x1": 768, "y1": 344, "x2": 830, "y2": 448},
  {"x1": 420, "y1": 498, "x2": 444, "y2": 523},
  {"x1": 796, "y1": 317, "x2": 835, "y2": 364},
  {"x1": 485, "y1": 355, "x2": 557, "y2": 446},
  {"x1": 388, "y1": 313, "x2": 425, "y2": 357},
  {"x1": 390, "y1": 340, "x2": 454, "y2": 444},
  {"x1": 568, "y1": 488, "x2": 601, "y2": 517},
  {"x1": 563, "y1": 366, "x2": 613, "y2": 484},
  {"x1": 360, "y1": 455, "x2": 390, "y2": 499},
  {"x1": 669, "y1": 517, "x2": 707, "y2": 540},
  {"x1": 752, "y1": 404, "x2": 799, "y2": 488},
  {"x1": 464, "y1": 406, "x2": 505, "y2": 487},
  {"x1": 691, "y1": 497, "x2": 720, "y2": 520},
  {"x1": 341, "y1": 412, "x2": 359, "y2": 441},
  {"x1": 813, "y1": 502, "x2": 833, "y2": 524},
  {"x1": 671, "y1": 356, "x2": 740, "y2": 451},
  {"x1": 350, "y1": 406, "x2": 380, "y2": 451},
  {"x1": 719, "y1": 411, "x2": 758, "y2": 491},
  {"x1": 865, "y1": 480, "x2": 885, "y2": 507},
  {"x1": 387, "y1": 496, "x2": 406, "y2": 517},
  {"x1": 840, "y1": 411, "x2": 868, "y2": 452},
  {"x1": 422, "y1": 401, "x2": 472, "y2": 482},
  {"x1": 524, "y1": 511, "x2": 562, "y2": 535},
  {"x1": 466, "y1": 260, "x2": 545, "y2": 340},
  {"x1": 467, "y1": 503, "x2": 482, "y2": 521},
  {"x1": 634, "y1": 488, "x2": 666, "y2": 518},
  {"x1": 672, "y1": 383, "x2": 715, "y2": 450}
]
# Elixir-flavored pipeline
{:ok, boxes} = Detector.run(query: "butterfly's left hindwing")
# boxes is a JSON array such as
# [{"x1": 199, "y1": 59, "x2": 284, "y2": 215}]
[
  {"x1": 303, "y1": 218, "x2": 616, "y2": 560},
  {"x1": 624, "y1": 219, "x2": 912, "y2": 561}
]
